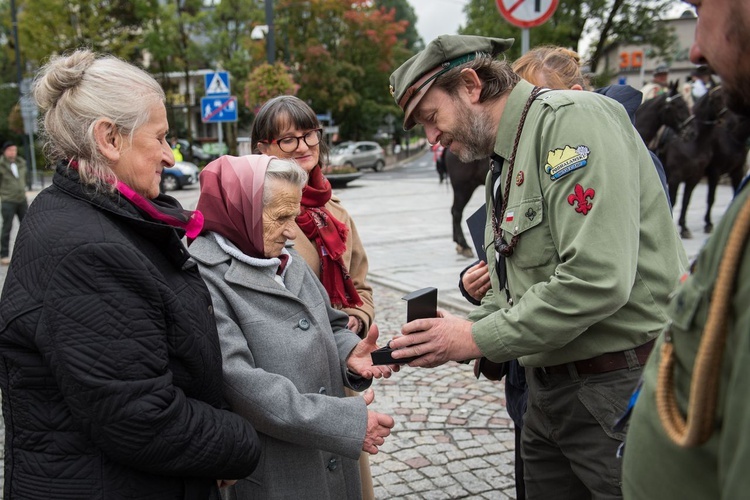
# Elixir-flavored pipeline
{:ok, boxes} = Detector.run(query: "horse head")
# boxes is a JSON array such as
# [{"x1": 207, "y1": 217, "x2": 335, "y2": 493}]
[
  {"x1": 661, "y1": 85, "x2": 692, "y2": 133},
  {"x1": 693, "y1": 85, "x2": 728, "y2": 125}
]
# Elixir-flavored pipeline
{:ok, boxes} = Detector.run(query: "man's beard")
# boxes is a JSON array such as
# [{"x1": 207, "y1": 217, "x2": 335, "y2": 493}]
[{"x1": 443, "y1": 103, "x2": 496, "y2": 163}]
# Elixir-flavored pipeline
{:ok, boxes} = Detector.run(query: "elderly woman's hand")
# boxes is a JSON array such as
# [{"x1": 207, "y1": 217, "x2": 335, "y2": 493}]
[
  {"x1": 346, "y1": 323, "x2": 400, "y2": 379},
  {"x1": 361, "y1": 389, "x2": 395, "y2": 454}
]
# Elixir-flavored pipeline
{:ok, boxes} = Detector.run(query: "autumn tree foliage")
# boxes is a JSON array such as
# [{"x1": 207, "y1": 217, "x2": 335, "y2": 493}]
[
  {"x1": 244, "y1": 62, "x2": 298, "y2": 112},
  {"x1": 277, "y1": 0, "x2": 410, "y2": 140}
]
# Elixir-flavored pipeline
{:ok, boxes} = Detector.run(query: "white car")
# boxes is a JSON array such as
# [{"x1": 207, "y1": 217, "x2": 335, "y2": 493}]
[{"x1": 329, "y1": 141, "x2": 386, "y2": 172}]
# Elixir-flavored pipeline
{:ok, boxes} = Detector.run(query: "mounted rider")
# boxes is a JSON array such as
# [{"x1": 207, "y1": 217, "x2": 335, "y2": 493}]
[{"x1": 640, "y1": 64, "x2": 670, "y2": 103}]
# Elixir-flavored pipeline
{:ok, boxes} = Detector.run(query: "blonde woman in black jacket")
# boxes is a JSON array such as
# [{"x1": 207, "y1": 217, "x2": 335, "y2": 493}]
[{"x1": 0, "y1": 50, "x2": 260, "y2": 499}]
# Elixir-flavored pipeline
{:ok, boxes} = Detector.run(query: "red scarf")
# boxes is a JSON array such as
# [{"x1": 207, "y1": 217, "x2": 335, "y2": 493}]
[{"x1": 297, "y1": 165, "x2": 362, "y2": 308}]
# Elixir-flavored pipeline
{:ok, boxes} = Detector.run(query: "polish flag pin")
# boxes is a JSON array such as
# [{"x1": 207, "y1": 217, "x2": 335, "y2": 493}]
[{"x1": 505, "y1": 211, "x2": 514, "y2": 222}]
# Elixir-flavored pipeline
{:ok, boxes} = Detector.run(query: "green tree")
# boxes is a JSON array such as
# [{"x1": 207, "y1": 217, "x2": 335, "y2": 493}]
[
  {"x1": 16, "y1": 0, "x2": 156, "y2": 66},
  {"x1": 460, "y1": 0, "x2": 677, "y2": 72}
]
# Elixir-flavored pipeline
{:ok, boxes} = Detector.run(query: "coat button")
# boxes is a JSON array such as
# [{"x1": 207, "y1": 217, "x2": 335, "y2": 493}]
[
  {"x1": 208, "y1": 305, "x2": 213, "y2": 315},
  {"x1": 298, "y1": 318, "x2": 310, "y2": 330},
  {"x1": 319, "y1": 387, "x2": 327, "y2": 394},
  {"x1": 326, "y1": 457, "x2": 338, "y2": 471}
]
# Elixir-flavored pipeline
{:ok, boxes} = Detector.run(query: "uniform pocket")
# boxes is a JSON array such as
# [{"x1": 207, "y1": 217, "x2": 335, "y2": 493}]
[
  {"x1": 499, "y1": 197, "x2": 555, "y2": 269},
  {"x1": 577, "y1": 371, "x2": 639, "y2": 441},
  {"x1": 667, "y1": 278, "x2": 705, "y2": 332}
]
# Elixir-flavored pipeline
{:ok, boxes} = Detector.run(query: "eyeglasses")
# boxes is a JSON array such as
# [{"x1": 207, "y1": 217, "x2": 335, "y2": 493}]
[{"x1": 263, "y1": 128, "x2": 322, "y2": 153}]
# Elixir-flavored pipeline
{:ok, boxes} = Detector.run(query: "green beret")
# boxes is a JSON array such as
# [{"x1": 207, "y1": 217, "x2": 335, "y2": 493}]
[{"x1": 389, "y1": 35, "x2": 514, "y2": 130}]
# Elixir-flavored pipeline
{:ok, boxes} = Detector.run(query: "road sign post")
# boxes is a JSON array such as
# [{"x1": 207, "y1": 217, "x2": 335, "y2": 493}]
[
  {"x1": 203, "y1": 71, "x2": 236, "y2": 152},
  {"x1": 496, "y1": 0, "x2": 559, "y2": 54}
]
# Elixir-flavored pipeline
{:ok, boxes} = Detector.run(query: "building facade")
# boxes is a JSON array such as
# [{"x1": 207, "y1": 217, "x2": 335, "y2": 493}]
[{"x1": 598, "y1": 9, "x2": 702, "y2": 89}]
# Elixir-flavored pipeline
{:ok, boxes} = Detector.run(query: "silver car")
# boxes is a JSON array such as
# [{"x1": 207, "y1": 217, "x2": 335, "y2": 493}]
[{"x1": 329, "y1": 141, "x2": 386, "y2": 172}]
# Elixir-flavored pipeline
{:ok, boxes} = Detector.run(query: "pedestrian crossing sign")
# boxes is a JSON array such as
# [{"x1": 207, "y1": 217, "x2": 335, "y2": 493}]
[{"x1": 205, "y1": 71, "x2": 230, "y2": 96}]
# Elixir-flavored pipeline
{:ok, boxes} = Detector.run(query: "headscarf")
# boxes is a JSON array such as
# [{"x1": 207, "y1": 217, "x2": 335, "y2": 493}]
[
  {"x1": 296, "y1": 164, "x2": 362, "y2": 308},
  {"x1": 194, "y1": 155, "x2": 268, "y2": 259}
]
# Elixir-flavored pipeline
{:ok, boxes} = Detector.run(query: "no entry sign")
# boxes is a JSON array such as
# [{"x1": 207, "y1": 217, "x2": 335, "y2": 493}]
[{"x1": 496, "y1": 0, "x2": 559, "y2": 28}]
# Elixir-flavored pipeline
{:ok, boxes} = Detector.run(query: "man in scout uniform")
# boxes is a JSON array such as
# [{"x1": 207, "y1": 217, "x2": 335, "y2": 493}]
[
  {"x1": 387, "y1": 34, "x2": 687, "y2": 497},
  {"x1": 622, "y1": 1, "x2": 750, "y2": 497}
]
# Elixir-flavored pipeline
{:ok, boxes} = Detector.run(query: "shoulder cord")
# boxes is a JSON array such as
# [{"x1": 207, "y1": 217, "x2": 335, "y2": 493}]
[
  {"x1": 492, "y1": 86, "x2": 542, "y2": 257},
  {"x1": 656, "y1": 191, "x2": 750, "y2": 447}
]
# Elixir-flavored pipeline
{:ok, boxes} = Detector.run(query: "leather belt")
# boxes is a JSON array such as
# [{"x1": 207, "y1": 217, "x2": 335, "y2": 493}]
[{"x1": 539, "y1": 339, "x2": 655, "y2": 376}]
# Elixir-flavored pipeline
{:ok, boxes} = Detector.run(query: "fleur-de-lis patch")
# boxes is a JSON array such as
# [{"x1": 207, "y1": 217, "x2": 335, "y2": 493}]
[
  {"x1": 567, "y1": 184, "x2": 595, "y2": 215},
  {"x1": 525, "y1": 207, "x2": 536, "y2": 221}
]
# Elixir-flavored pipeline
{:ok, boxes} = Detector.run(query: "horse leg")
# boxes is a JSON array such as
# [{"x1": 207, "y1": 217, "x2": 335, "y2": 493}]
[
  {"x1": 704, "y1": 169, "x2": 719, "y2": 233},
  {"x1": 451, "y1": 192, "x2": 474, "y2": 258},
  {"x1": 679, "y1": 181, "x2": 696, "y2": 239},
  {"x1": 668, "y1": 180, "x2": 679, "y2": 210}
]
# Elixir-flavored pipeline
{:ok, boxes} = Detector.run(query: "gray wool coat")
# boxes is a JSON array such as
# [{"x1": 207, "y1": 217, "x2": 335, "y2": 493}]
[{"x1": 190, "y1": 235, "x2": 371, "y2": 499}]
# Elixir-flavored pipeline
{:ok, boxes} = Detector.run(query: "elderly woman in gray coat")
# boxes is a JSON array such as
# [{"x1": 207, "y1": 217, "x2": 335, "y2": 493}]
[{"x1": 189, "y1": 154, "x2": 395, "y2": 499}]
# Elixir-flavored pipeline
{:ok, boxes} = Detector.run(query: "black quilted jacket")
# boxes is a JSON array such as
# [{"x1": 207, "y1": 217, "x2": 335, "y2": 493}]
[{"x1": 0, "y1": 165, "x2": 260, "y2": 499}]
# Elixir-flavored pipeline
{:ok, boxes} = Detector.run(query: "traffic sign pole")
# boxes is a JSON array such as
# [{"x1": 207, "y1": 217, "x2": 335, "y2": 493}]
[
  {"x1": 204, "y1": 71, "x2": 234, "y2": 153},
  {"x1": 496, "y1": 0, "x2": 558, "y2": 54}
]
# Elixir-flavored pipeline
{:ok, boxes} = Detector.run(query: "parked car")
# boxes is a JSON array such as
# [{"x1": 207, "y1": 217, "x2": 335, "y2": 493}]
[
  {"x1": 176, "y1": 139, "x2": 219, "y2": 164},
  {"x1": 328, "y1": 141, "x2": 386, "y2": 172},
  {"x1": 160, "y1": 161, "x2": 200, "y2": 191}
]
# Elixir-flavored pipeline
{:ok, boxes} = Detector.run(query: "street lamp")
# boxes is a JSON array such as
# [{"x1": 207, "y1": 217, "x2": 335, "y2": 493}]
[{"x1": 264, "y1": 0, "x2": 275, "y2": 64}]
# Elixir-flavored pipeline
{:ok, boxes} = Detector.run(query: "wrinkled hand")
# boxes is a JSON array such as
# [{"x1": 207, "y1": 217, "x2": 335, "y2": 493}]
[
  {"x1": 347, "y1": 323, "x2": 400, "y2": 378},
  {"x1": 347, "y1": 315, "x2": 364, "y2": 336},
  {"x1": 217, "y1": 479, "x2": 238, "y2": 489},
  {"x1": 362, "y1": 389, "x2": 395, "y2": 454},
  {"x1": 462, "y1": 261, "x2": 491, "y2": 301},
  {"x1": 388, "y1": 309, "x2": 482, "y2": 368}
]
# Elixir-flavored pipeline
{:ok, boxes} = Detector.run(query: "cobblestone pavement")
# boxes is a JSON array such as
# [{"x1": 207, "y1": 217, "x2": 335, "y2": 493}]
[{"x1": 368, "y1": 284, "x2": 516, "y2": 499}]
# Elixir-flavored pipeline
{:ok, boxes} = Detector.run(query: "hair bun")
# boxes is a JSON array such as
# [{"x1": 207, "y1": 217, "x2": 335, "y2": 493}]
[{"x1": 32, "y1": 50, "x2": 96, "y2": 112}]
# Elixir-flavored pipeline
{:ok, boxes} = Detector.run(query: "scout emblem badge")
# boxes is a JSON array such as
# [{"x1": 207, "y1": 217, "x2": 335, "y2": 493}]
[{"x1": 545, "y1": 145, "x2": 590, "y2": 180}]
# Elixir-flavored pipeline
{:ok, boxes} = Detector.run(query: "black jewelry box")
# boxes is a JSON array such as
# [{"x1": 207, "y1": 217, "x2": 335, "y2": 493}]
[{"x1": 371, "y1": 287, "x2": 437, "y2": 365}]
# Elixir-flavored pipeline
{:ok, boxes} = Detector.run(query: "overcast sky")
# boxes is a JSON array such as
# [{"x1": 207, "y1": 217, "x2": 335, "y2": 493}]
[
  {"x1": 408, "y1": 0, "x2": 692, "y2": 53},
  {"x1": 409, "y1": 0, "x2": 468, "y2": 46}
]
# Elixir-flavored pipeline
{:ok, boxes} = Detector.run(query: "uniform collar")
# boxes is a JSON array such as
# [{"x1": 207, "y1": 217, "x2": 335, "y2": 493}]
[{"x1": 493, "y1": 79, "x2": 536, "y2": 161}]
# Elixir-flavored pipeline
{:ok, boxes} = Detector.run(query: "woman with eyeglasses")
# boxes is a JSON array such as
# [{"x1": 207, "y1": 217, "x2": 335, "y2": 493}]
[{"x1": 252, "y1": 95, "x2": 377, "y2": 500}]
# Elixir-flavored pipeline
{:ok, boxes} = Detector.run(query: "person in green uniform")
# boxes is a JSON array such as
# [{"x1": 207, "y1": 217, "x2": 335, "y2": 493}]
[
  {"x1": 622, "y1": 1, "x2": 750, "y2": 498},
  {"x1": 0, "y1": 141, "x2": 28, "y2": 265},
  {"x1": 387, "y1": 35, "x2": 687, "y2": 498}
]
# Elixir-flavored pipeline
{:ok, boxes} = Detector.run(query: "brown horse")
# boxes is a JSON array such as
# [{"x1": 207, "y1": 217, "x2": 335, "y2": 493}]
[
  {"x1": 635, "y1": 80, "x2": 692, "y2": 147},
  {"x1": 444, "y1": 149, "x2": 488, "y2": 257},
  {"x1": 698, "y1": 87, "x2": 750, "y2": 233},
  {"x1": 661, "y1": 85, "x2": 750, "y2": 238}
]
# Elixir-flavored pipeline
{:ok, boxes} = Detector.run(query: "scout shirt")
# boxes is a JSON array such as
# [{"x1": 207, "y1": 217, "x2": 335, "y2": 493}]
[
  {"x1": 622, "y1": 183, "x2": 750, "y2": 499},
  {"x1": 469, "y1": 79, "x2": 688, "y2": 368}
]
